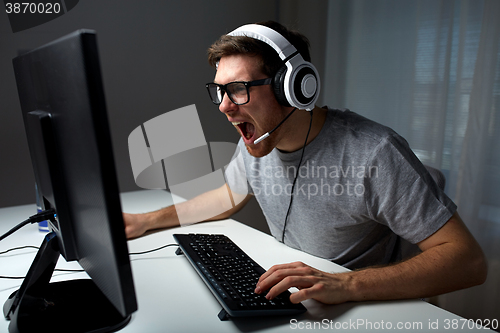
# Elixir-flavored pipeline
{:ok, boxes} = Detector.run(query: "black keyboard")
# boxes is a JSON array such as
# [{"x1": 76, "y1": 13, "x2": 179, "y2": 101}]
[{"x1": 173, "y1": 233, "x2": 306, "y2": 320}]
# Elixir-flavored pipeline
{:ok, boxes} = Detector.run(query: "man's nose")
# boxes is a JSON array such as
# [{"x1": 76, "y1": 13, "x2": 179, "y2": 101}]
[{"x1": 218, "y1": 93, "x2": 237, "y2": 114}]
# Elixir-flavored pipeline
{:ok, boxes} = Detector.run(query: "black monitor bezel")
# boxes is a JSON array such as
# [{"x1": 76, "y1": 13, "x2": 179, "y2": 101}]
[{"x1": 6, "y1": 29, "x2": 137, "y2": 329}]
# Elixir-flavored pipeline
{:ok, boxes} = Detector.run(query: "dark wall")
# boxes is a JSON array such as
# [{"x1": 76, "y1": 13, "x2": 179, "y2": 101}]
[{"x1": 0, "y1": 1, "x2": 278, "y2": 204}]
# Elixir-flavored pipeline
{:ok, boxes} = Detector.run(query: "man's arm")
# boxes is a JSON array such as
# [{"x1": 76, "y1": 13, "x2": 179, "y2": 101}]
[
  {"x1": 123, "y1": 184, "x2": 252, "y2": 239},
  {"x1": 255, "y1": 212, "x2": 487, "y2": 304}
]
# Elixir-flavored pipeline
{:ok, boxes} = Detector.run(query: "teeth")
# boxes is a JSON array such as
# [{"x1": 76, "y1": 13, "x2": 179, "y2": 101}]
[{"x1": 231, "y1": 121, "x2": 252, "y2": 140}]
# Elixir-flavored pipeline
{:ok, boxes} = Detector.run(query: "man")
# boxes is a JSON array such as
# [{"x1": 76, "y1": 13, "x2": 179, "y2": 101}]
[{"x1": 124, "y1": 21, "x2": 487, "y2": 305}]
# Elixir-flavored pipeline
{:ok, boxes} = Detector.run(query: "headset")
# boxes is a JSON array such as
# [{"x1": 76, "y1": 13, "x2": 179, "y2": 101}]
[{"x1": 228, "y1": 24, "x2": 320, "y2": 112}]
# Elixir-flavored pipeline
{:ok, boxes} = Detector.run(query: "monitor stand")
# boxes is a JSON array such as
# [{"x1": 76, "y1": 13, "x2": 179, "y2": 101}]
[{"x1": 3, "y1": 232, "x2": 131, "y2": 333}]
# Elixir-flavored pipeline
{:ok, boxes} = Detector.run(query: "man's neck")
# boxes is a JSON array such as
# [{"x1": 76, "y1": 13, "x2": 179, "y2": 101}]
[{"x1": 276, "y1": 106, "x2": 327, "y2": 153}]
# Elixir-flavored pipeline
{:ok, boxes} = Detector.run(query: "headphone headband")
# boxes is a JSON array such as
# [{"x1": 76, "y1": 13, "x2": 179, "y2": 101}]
[
  {"x1": 227, "y1": 23, "x2": 320, "y2": 111},
  {"x1": 228, "y1": 24, "x2": 298, "y2": 61}
]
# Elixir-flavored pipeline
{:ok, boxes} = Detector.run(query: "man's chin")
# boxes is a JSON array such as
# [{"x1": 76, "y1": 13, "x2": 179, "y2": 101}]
[{"x1": 245, "y1": 142, "x2": 273, "y2": 158}]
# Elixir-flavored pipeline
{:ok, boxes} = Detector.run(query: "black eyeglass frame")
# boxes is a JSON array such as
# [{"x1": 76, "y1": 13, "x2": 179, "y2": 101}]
[{"x1": 205, "y1": 78, "x2": 273, "y2": 106}]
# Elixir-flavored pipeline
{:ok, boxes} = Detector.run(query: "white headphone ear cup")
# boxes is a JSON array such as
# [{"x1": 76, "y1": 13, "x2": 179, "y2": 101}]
[
  {"x1": 285, "y1": 60, "x2": 320, "y2": 110},
  {"x1": 292, "y1": 65, "x2": 318, "y2": 105}
]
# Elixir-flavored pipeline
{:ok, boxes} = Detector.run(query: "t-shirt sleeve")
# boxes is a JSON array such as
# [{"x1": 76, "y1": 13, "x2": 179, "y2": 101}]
[{"x1": 364, "y1": 134, "x2": 457, "y2": 244}]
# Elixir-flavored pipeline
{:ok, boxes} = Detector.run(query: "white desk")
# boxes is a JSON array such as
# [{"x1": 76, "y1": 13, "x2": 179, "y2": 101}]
[{"x1": 0, "y1": 190, "x2": 493, "y2": 332}]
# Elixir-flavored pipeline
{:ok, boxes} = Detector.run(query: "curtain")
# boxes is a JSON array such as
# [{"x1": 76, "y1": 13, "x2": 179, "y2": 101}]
[{"x1": 323, "y1": 0, "x2": 500, "y2": 321}]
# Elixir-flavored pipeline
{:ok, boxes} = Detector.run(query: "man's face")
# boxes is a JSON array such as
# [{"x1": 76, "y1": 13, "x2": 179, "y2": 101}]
[{"x1": 214, "y1": 54, "x2": 290, "y2": 158}]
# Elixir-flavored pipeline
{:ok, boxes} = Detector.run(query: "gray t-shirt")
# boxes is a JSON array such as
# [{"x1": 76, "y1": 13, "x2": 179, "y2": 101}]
[{"x1": 224, "y1": 108, "x2": 456, "y2": 270}]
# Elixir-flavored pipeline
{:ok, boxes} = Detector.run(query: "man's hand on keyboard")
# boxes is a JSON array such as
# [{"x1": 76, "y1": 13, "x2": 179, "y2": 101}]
[{"x1": 254, "y1": 261, "x2": 351, "y2": 305}]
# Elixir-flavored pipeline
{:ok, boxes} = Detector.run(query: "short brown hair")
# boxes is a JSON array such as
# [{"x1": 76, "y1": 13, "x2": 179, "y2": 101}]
[{"x1": 207, "y1": 21, "x2": 311, "y2": 77}]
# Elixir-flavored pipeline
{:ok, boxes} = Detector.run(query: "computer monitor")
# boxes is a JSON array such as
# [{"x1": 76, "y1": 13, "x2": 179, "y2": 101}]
[{"x1": 3, "y1": 30, "x2": 137, "y2": 332}]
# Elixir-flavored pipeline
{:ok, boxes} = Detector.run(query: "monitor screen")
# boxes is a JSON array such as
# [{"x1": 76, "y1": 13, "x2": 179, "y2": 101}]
[{"x1": 4, "y1": 30, "x2": 137, "y2": 332}]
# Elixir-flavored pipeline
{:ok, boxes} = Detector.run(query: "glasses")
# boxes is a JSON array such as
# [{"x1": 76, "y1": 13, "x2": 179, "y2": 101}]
[{"x1": 206, "y1": 78, "x2": 272, "y2": 105}]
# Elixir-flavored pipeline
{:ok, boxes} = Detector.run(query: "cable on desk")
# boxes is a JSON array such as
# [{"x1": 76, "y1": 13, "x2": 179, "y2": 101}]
[
  {"x1": 0, "y1": 245, "x2": 39, "y2": 255},
  {"x1": 0, "y1": 243, "x2": 180, "y2": 279},
  {"x1": 0, "y1": 243, "x2": 180, "y2": 257},
  {"x1": 54, "y1": 268, "x2": 84, "y2": 273},
  {"x1": 0, "y1": 275, "x2": 26, "y2": 280},
  {"x1": 0, "y1": 246, "x2": 40, "y2": 279},
  {"x1": 129, "y1": 243, "x2": 179, "y2": 255},
  {"x1": 0, "y1": 208, "x2": 56, "y2": 242},
  {"x1": 0, "y1": 245, "x2": 85, "y2": 279}
]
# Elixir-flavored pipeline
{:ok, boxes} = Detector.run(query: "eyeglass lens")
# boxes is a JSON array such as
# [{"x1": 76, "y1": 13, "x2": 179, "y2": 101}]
[{"x1": 208, "y1": 82, "x2": 248, "y2": 105}]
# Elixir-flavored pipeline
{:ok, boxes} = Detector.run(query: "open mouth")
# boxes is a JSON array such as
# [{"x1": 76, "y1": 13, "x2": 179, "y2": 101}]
[{"x1": 232, "y1": 121, "x2": 256, "y2": 143}]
